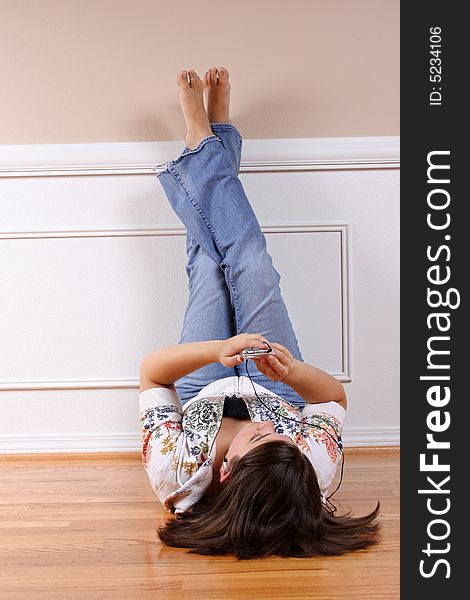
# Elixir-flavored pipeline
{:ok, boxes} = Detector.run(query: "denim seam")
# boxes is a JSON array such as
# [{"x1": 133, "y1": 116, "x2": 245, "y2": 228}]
[
  {"x1": 210, "y1": 123, "x2": 242, "y2": 141},
  {"x1": 224, "y1": 263, "x2": 242, "y2": 335},
  {"x1": 210, "y1": 122, "x2": 239, "y2": 129},
  {"x1": 209, "y1": 124, "x2": 242, "y2": 173},
  {"x1": 167, "y1": 164, "x2": 227, "y2": 261},
  {"x1": 158, "y1": 135, "x2": 221, "y2": 174},
  {"x1": 180, "y1": 134, "x2": 220, "y2": 158}
]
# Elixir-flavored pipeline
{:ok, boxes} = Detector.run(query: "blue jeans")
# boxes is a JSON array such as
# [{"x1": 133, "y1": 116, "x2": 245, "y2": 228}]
[{"x1": 157, "y1": 123, "x2": 305, "y2": 408}]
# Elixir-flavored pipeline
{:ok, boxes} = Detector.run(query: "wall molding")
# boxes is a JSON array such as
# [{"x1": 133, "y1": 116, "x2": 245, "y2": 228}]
[
  {"x1": 0, "y1": 373, "x2": 351, "y2": 391},
  {"x1": 0, "y1": 427, "x2": 400, "y2": 454},
  {"x1": 0, "y1": 222, "x2": 346, "y2": 241},
  {"x1": 0, "y1": 141, "x2": 399, "y2": 453},
  {"x1": 0, "y1": 223, "x2": 351, "y2": 386},
  {"x1": 0, "y1": 378, "x2": 138, "y2": 391},
  {"x1": 0, "y1": 136, "x2": 399, "y2": 178},
  {"x1": 343, "y1": 427, "x2": 400, "y2": 447}
]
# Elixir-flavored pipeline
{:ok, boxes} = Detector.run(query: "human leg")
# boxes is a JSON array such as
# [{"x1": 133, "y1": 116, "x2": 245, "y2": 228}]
[
  {"x1": 158, "y1": 131, "x2": 305, "y2": 407},
  {"x1": 175, "y1": 233, "x2": 237, "y2": 404},
  {"x1": 209, "y1": 122, "x2": 242, "y2": 175},
  {"x1": 159, "y1": 70, "x2": 237, "y2": 402},
  {"x1": 158, "y1": 67, "x2": 305, "y2": 407},
  {"x1": 204, "y1": 67, "x2": 242, "y2": 176}
]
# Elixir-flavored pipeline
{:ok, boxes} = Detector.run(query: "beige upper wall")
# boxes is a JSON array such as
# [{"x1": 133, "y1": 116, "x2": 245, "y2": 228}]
[{"x1": 0, "y1": 0, "x2": 399, "y2": 145}]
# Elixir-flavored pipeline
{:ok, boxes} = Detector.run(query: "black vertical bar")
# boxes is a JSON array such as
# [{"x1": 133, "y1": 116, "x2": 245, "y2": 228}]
[{"x1": 401, "y1": 1, "x2": 466, "y2": 596}]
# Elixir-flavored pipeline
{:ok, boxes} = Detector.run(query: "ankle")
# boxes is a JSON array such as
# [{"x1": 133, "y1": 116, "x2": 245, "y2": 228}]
[{"x1": 185, "y1": 126, "x2": 213, "y2": 149}]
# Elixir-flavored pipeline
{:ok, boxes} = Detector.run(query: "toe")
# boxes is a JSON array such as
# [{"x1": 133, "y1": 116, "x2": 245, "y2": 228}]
[
  {"x1": 217, "y1": 67, "x2": 229, "y2": 82},
  {"x1": 188, "y1": 69, "x2": 201, "y2": 87},
  {"x1": 177, "y1": 70, "x2": 189, "y2": 87},
  {"x1": 210, "y1": 67, "x2": 217, "y2": 85}
]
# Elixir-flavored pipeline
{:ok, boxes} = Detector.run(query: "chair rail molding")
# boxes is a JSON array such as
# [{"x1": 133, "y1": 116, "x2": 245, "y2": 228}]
[{"x1": 0, "y1": 136, "x2": 400, "y2": 178}]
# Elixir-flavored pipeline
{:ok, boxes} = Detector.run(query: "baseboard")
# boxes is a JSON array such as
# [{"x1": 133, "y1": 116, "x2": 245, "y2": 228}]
[
  {"x1": 0, "y1": 433, "x2": 140, "y2": 454},
  {"x1": 0, "y1": 427, "x2": 400, "y2": 454},
  {"x1": 342, "y1": 427, "x2": 400, "y2": 447}
]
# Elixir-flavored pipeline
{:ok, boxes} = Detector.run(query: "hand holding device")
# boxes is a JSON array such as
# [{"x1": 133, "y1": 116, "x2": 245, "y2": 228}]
[
  {"x1": 217, "y1": 333, "x2": 271, "y2": 368},
  {"x1": 241, "y1": 345, "x2": 273, "y2": 359},
  {"x1": 253, "y1": 342, "x2": 295, "y2": 382}
]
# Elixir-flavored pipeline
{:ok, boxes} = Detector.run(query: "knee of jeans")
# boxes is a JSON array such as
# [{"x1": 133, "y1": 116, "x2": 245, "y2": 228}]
[
  {"x1": 226, "y1": 240, "x2": 274, "y2": 270},
  {"x1": 247, "y1": 253, "x2": 281, "y2": 287}
]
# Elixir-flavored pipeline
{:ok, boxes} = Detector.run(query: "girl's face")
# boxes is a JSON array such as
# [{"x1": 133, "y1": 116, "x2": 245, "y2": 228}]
[{"x1": 224, "y1": 420, "x2": 295, "y2": 468}]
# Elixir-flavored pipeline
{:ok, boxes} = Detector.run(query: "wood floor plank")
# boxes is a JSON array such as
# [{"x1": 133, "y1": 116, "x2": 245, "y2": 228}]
[{"x1": 0, "y1": 448, "x2": 399, "y2": 599}]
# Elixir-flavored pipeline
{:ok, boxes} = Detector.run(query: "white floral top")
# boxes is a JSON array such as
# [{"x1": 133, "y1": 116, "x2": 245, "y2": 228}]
[{"x1": 139, "y1": 376, "x2": 346, "y2": 513}]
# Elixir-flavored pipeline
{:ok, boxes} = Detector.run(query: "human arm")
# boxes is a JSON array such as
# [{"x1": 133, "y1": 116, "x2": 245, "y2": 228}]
[
  {"x1": 140, "y1": 340, "x2": 222, "y2": 392},
  {"x1": 254, "y1": 342, "x2": 347, "y2": 409},
  {"x1": 283, "y1": 360, "x2": 347, "y2": 409},
  {"x1": 139, "y1": 385, "x2": 183, "y2": 503},
  {"x1": 140, "y1": 333, "x2": 270, "y2": 392}
]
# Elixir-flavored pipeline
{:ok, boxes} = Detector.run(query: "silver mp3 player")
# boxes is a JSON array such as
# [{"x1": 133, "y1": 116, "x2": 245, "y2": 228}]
[{"x1": 241, "y1": 346, "x2": 273, "y2": 359}]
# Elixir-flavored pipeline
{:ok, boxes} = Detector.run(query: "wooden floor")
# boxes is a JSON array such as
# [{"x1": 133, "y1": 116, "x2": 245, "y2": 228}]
[{"x1": 0, "y1": 448, "x2": 399, "y2": 600}]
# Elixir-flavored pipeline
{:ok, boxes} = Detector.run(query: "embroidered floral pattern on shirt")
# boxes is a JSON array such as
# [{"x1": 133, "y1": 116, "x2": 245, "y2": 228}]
[
  {"x1": 293, "y1": 431, "x2": 310, "y2": 453},
  {"x1": 161, "y1": 436, "x2": 176, "y2": 455},
  {"x1": 182, "y1": 396, "x2": 224, "y2": 465},
  {"x1": 139, "y1": 383, "x2": 345, "y2": 513},
  {"x1": 302, "y1": 411, "x2": 343, "y2": 462},
  {"x1": 182, "y1": 460, "x2": 198, "y2": 476},
  {"x1": 141, "y1": 430, "x2": 153, "y2": 469},
  {"x1": 243, "y1": 394, "x2": 343, "y2": 462},
  {"x1": 243, "y1": 393, "x2": 300, "y2": 437},
  {"x1": 140, "y1": 404, "x2": 181, "y2": 433}
]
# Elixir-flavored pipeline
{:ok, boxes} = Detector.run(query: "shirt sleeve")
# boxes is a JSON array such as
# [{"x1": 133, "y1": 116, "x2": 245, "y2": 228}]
[
  {"x1": 301, "y1": 401, "x2": 346, "y2": 436},
  {"x1": 300, "y1": 401, "x2": 347, "y2": 495},
  {"x1": 138, "y1": 386, "x2": 184, "y2": 502}
]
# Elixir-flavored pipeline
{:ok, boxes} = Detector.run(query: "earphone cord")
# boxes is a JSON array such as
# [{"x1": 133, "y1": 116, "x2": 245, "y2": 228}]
[{"x1": 243, "y1": 358, "x2": 345, "y2": 513}]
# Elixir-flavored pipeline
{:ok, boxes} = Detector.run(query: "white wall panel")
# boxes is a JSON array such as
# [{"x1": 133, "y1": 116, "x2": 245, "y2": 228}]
[
  {"x1": 0, "y1": 137, "x2": 399, "y2": 451},
  {"x1": 0, "y1": 235, "x2": 188, "y2": 383},
  {"x1": 266, "y1": 230, "x2": 345, "y2": 375},
  {"x1": 0, "y1": 229, "x2": 345, "y2": 385}
]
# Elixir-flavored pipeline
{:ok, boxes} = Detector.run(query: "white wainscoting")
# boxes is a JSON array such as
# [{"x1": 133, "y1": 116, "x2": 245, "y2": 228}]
[{"x1": 0, "y1": 136, "x2": 400, "y2": 452}]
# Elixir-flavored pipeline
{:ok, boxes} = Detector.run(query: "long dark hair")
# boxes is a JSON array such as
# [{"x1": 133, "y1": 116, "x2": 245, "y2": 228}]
[{"x1": 158, "y1": 440, "x2": 381, "y2": 559}]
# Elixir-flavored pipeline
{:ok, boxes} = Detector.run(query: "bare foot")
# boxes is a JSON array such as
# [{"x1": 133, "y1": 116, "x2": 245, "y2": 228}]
[
  {"x1": 203, "y1": 66, "x2": 231, "y2": 124},
  {"x1": 176, "y1": 69, "x2": 213, "y2": 149}
]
